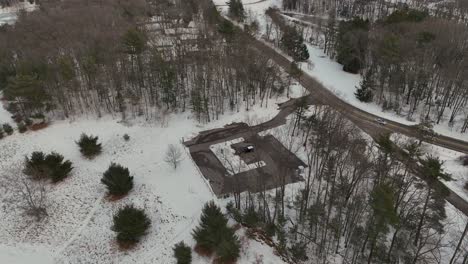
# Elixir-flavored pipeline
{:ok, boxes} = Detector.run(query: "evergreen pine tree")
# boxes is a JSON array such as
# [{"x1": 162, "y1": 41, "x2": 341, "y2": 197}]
[
  {"x1": 215, "y1": 233, "x2": 241, "y2": 263},
  {"x1": 3, "y1": 123, "x2": 13, "y2": 135},
  {"x1": 242, "y1": 206, "x2": 260, "y2": 227},
  {"x1": 281, "y1": 27, "x2": 310, "y2": 62},
  {"x1": 192, "y1": 201, "x2": 241, "y2": 261},
  {"x1": 77, "y1": 133, "x2": 102, "y2": 158},
  {"x1": 192, "y1": 201, "x2": 228, "y2": 251},
  {"x1": 289, "y1": 242, "x2": 308, "y2": 262},
  {"x1": 112, "y1": 205, "x2": 151, "y2": 244},
  {"x1": 217, "y1": 20, "x2": 235, "y2": 36},
  {"x1": 18, "y1": 122, "x2": 27, "y2": 133},
  {"x1": 122, "y1": 28, "x2": 146, "y2": 55},
  {"x1": 45, "y1": 152, "x2": 73, "y2": 183},
  {"x1": 355, "y1": 70, "x2": 374, "y2": 102},
  {"x1": 24, "y1": 151, "x2": 73, "y2": 182},
  {"x1": 173, "y1": 241, "x2": 192, "y2": 264},
  {"x1": 227, "y1": 0, "x2": 245, "y2": 21},
  {"x1": 366, "y1": 184, "x2": 399, "y2": 263},
  {"x1": 24, "y1": 151, "x2": 47, "y2": 179},
  {"x1": 4, "y1": 74, "x2": 49, "y2": 114},
  {"x1": 101, "y1": 163, "x2": 134, "y2": 196}
]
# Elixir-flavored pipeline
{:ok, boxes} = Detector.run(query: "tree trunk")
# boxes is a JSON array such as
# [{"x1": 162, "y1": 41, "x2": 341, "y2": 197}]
[
  {"x1": 449, "y1": 220, "x2": 468, "y2": 264},
  {"x1": 414, "y1": 188, "x2": 431, "y2": 246}
]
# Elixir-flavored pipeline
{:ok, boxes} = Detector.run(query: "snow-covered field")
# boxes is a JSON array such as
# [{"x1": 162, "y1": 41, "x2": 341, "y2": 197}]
[{"x1": 0, "y1": 88, "x2": 295, "y2": 263}]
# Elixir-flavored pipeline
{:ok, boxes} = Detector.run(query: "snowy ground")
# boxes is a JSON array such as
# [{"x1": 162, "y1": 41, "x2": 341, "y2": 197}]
[
  {"x1": 0, "y1": 2, "x2": 36, "y2": 25},
  {"x1": 0, "y1": 92, "x2": 13, "y2": 124},
  {"x1": 0, "y1": 88, "x2": 297, "y2": 263}
]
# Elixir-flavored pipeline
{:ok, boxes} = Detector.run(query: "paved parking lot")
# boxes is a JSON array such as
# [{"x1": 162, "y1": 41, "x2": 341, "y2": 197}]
[{"x1": 185, "y1": 124, "x2": 306, "y2": 196}]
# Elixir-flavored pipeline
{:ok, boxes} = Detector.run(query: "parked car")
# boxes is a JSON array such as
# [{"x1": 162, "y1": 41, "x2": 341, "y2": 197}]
[{"x1": 243, "y1": 145, "x2": 255, "y2": 153}]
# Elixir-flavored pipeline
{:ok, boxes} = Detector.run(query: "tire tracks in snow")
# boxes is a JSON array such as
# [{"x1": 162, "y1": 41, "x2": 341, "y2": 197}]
[{"x1": 53, "y1": 197, "x2": 103, "y2": 260}]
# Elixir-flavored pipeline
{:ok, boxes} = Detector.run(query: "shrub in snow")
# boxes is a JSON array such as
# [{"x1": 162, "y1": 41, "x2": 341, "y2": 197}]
[
  {"x1": 77, "y1": 133, "x2": 102, "y2": 158},
  {"x1": 112, "y1": 205, "x2": 151, "y2": 245},
  {"x1": 14, "y1": 173, "x2": 49, "y2": 221},
  {"x1": 3, "y1": 123, "x2": 13, "y2": 135},
  {"x1": 101, "y1": 163, "x2": 134, "y2": 196},
  {"x1": 24, "y1": 118, "x2": 33, "y2": 126},
  {"x1": 242, "y1": 206, "x2": 262, "y2": 228},
  {"x1": 460, "y1": 155, "x2": 468, "y2": 166},
  {"x1": 24, "y1": 151, "x2": 73, "y2": 182},
  {"x1": 0, "y1": 127, "x2": 4, "y2": 139},
  {"x1": 226, "y1": 202, "x2": 242, "y2": 223},
  {"x1": 123, "y1": 133, "x2": 130, "y2": 141},
  {"x1": 45, "y1": 152, "x2": 73, "y2": 182},
  {"x1": 289, "y1": 242, "x2": 308, "y2": 262},
  {"x1": 173, "y1": 241, "x2": 192, "y2": 264},
  {"x1": 18, "y1": 122, "x2": 27, "y2": 133},
  {"x1": 24, "y1": 151, "x2": 47, "y2": 179},
  {"x1": 465, "y1": 182, "x2": 468, "y2": 191},
  {"x1": 192, "y1": 201, "x2": 240, "y2": 262}
]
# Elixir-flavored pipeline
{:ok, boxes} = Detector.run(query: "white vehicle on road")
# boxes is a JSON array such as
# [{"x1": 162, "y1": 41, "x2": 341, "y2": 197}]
[{"x1": 375, "y1": 118, "x2": 387, "y2": 125}]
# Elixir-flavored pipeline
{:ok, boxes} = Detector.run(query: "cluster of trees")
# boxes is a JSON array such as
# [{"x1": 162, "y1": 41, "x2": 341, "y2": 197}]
[
  {"x1": 0, "y1": 0, "x2": 287, "y2": 124},
  {"x1": 334, "y1": 9, "x2": 468, "y2": 132},
  {"x1": 221, "y1": 104, "x2": 466, "y2": 263},
  {"x1": 192, "y1": 201, "x2": 241, "y2": 263},
  {"x1": 228, "y1": 0, "x2": 245, "y2": 21},
  {"x1": 17, "y1": 132, "x2": 151, "y2": 247},
  {"x1": 278, "y1": 1, "x2": 468, "y2": 133},
  {"x1": 171, "y1": 201, "x2": 241, "y2": 263},
  {"x1": 24, "y1": 151, "x2": 73, "y2": 183},
  {"x1": 10, "y1": 129, "x2": 185, "y2": 224},
  {"x1": 265, "y1": 8, "x2": 310, "y2": 62},
  {"x1": 14, "y1": 151, "x2": 73, "y2": 220},
  {"x1": 281, "y1": 0, "x2": 468, "y2": 21}
]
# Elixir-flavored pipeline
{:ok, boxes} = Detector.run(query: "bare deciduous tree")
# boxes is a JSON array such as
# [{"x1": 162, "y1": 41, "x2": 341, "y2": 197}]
[
  {"x1": 1, "y1": 163, "x2": 49, "y2": 221},
  {"x1": 164, "y1": 144, "x2": 184, "y2": 169}
]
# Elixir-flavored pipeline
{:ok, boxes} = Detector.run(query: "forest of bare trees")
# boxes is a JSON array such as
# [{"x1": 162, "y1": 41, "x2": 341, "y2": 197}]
[
  {"x1": 0, "y1": 0, "x2": 286, "y2": 124},
  {"x1": 276, "y1": 0, "x2": 468, "y2": 133},
  {"x1": 226, "y1": 104, "x2": 467, "y2": 263}
]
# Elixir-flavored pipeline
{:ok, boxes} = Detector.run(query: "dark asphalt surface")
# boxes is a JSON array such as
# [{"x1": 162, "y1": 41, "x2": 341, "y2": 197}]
[{"x1": 184, "y1": 106, "x2": 308, "y2": 195}]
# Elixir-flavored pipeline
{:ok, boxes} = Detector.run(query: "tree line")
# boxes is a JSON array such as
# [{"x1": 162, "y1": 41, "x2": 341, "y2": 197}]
[{"x1": 0, "y1": 0, "x2": 286, "y2": 124}]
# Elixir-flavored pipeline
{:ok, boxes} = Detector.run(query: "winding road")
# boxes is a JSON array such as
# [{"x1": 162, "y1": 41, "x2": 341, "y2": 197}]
[
  {"x1": 207, "y1": 12, "x2": 468, "y2": 215},
  {"x1": 247, "y1": 37, "x2": 468, "y2": 216},
  {"x1": 247, "y1": 37, "x2": 468, "y2": 154}
]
